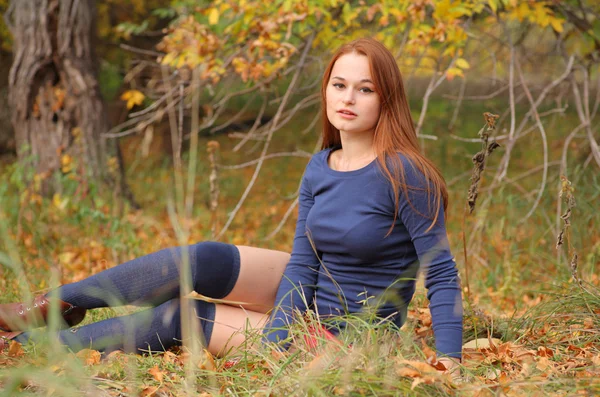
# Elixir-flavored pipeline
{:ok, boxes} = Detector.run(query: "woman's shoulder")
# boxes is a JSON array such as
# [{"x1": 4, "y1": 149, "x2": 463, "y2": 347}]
[
  {"x1": 305, "y1": 147, "x2": 335, "y2": 170},
  {"x1": 385, "y1": 151, "x2": 426, "y2": 181}
]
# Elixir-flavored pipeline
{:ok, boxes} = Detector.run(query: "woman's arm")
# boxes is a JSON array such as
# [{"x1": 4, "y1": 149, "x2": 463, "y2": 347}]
[
  {"x1": 396, "y1": 158, "x2": 463, "y2": 360},
  {"x1": 263, "y1": 169, "x2": 321, "y2": 346}
]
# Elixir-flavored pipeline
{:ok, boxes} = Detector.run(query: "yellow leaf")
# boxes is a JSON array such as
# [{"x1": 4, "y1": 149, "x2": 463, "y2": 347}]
[
  {"x1": 488, "y1": 0, "x2": 498, "y2": 14},
  {"x1": 445, "y1": 67, "x2": 464, "y2": 81},
  {"x1": 208, "y1": 8, "x2": 219, "y2": 25},
  {"x1": 52, "y1": 193, "x2": 69, "y2": 211},
  {"x1": 120, "y1": 89, "x2": 145, "y2": 110},
  {"x1": 455, "y1": 58, "x2": 470, "y2": 69},
  {"x1": 550, "y1": 17, "x2": 564, "y2": 33},
  {"x1": 61, "y1": 154, "x2": 73, "y2": 173}
]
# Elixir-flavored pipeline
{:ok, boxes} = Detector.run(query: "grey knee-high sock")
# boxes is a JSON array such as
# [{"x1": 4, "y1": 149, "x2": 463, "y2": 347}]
[
  {"x1": 50, "y1": 242, "x2": 240, "y2": 308},
  {"x1": 17, "y1": 298, "x2": 216, "y2": 354}
]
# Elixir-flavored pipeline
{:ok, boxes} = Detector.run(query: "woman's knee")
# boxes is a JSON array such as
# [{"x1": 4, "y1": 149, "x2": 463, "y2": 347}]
[{"x1": 188, "y1": 242, "x2": 241, "y2": 299}]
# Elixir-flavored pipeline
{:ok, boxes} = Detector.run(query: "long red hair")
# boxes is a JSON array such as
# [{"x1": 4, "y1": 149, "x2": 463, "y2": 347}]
[{"x1": 320, "y1": 37, "x2": 448, "y2": 232}]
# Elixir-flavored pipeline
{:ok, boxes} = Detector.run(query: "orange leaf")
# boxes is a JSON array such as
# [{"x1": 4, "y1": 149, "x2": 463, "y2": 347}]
[
  {"x1": 197, "y1": 349, "x2": 216, "y2": 371},
  {"x1": 75, "y1": 349, "x2": 101, "y2": 366},
  {"x1": 148, "y1": 365, "x2": 164, "y2": 382},
  {"x1": 397, "y1": 367, "x2": 421, "y2": 377},
  {"x1": 8, "y1": 341, "x2": 24, "y2": 358},
  {"x1": 139, "y1": 386, "x2": 158, "y2": 397}
]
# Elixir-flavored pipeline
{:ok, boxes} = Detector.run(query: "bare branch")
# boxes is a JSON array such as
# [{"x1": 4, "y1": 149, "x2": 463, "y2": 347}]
[
  {"x1": 129, "y1": 84, "x2": 180, "y2": 118},
  {"x1": 515, "y1": 56, "x2": 549, "y2": 222},
  {"x1": 120, "y1": 43, "x2": 163, "y2": 58},
  {"x1": 570, "y1": 68, "x2": 600, "y2": 169},
  {"x1": 415, "y1": 52, "x2": 457, "y2": 137},
  {"x1": 233, "y1": 93, "x2": 268, "y2": 152},
  {"x1": 219, "y1": 151, "x2": 312, "y2": 170},
  {"x1": 265, "y1": 196, "x2": 299, "y2": 240},
  {"x1": 442, "y1": 83, "x2": 514, "y2": 101},
  {"x1": 162, "y1": 65, "x2": 184, "y2": 207},
  {"x1": 215, "y1": 33, "x2": 315, "y2": 239},
  {"x1": 448, "y1": 75, "x2": 467, "y2": 130},
  {"x1": 302, "y1": 111, "x2": 321, "y2": 135},
  {"x1": 209, "y1": 93, "x2": 256, "y2": 134}
]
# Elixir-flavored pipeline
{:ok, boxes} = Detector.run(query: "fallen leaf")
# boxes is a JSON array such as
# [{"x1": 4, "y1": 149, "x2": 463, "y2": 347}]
[
  {"x1": 462, "y1": 338, "x2": 502, "y2": 349},
  {"x1": 139, "y1": 386, "x2": 158, "y2": 397},
  {"x1": 161, "y1": 351, "x2": 177, "y2": 364},
  {"x1": 537, "y1": 346, "x2": 554, "y2": 357},
  {"x1": 75, "y1": 349, "x2": 101, "y2": 366},
  {"x1": 148, "y1": 365, "x2": 164, "y2": 382},
  {"x1": 8, "y1": 341, "x2": 24, "y2": 358},
  {"x1": 197, "y1": 349, "x2": 216, "y2": 371},
  {"x1": 397, "y1": 367, "x2": 421, "y2": 377}
]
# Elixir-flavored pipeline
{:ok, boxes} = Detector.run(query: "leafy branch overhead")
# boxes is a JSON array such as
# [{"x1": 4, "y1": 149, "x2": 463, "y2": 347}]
[{"x1": 154, "y1": 0, "x2": 566, "y2": 86}]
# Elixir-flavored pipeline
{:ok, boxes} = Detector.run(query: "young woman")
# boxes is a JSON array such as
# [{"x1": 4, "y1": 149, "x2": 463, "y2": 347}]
[{"x1": 0, "y1": 38, "x2": 462, "y2": 372}]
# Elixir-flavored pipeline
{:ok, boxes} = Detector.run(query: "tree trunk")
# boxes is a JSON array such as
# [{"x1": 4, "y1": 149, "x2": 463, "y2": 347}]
[
  {"x1": 0, "y1": 51, "x2": 15, "y2": 156},
  {"x1": 6, "y1": 0, "x2": 111, "y2": 192}
]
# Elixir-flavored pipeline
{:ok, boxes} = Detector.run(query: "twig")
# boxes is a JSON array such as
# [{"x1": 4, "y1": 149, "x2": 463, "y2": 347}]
[
  {"x1": 570, "y1": 67, "x2": 600, "y2": 169},
  {"x1": 161, "y1": 65, "x2": 184, "y2": 207},
  {"x1": 128, "y1": 84, "x2": 180, "y2": 118},
  {"x1": 185, "y1": 67, "x2": 202, "y2": 218},
  {"x1": 265, "y1": 196, "x2": 299, "y2": 240},
  {"x1": 448, "y1": 75, "x2": 467, "y2": 130},
  {"x1": 233, "y1": 92, "x2": 268, "y2": 152},
  {"x1": 415, "y1": 53, "x2": 458, "y2": 137},
  {"x1": 207, "y1": 141, "x2": 220, "y2": 237},
  {"x1": 209, "y1": 93, "x2": 256, "y2": 134},
  {"x1": 515, "y1": 56, "x2": 549, "y2": 222},
  {"x1": 119, "y1": 43, "x2": 163, "y2": 57},
  {"x1": 497, "y1": 46, "x2": 517, "y2": 182},
  {"x1": 442, "y1": 83, "x2": 515, "y2": 100},
  {"x1": 219, "y1": 151, "x2": 312, "y2": 170},
  {"x1": 301, "y1": 111, "x2": 321, "y2": 135}
]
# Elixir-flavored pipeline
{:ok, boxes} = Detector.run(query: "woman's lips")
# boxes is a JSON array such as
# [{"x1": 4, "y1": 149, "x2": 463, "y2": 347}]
[{"x1": 337, "y1": 109, "x2": 357, "y2": 119}]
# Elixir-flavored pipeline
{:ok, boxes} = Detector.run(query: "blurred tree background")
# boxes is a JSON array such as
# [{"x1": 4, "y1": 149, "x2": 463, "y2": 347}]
[
  {"x1": 0, "y1": 1, "x2": 599, "y2": 394},
  {"x1": 0, "y1": 0, "x2": 598, "y2": 300}
]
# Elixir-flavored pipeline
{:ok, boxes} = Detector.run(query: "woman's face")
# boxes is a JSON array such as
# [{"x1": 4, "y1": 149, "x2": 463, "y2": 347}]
[{"x1": 325, "y1": 52, "x2": 381, "y2": 137}]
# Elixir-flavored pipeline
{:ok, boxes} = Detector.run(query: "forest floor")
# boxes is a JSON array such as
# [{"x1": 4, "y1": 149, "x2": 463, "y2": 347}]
[{"x1": 0, "y1": 99, "x2": 599, "y2": 396}]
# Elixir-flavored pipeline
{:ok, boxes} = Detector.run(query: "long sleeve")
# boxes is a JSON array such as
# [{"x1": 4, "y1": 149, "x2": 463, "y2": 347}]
[
  {"x1": 263, "y1": 166, "x2": 321, "y2": 346},
  {"x1": 397, "y1": 158, "x2": 463, "y2": 358}
]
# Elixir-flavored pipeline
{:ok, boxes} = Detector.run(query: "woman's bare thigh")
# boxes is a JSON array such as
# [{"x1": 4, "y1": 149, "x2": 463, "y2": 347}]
[
  {"x1": 207, "y1": 302, "x2": 268, "y2": 357},
  {"x1": 219, "y1": 246, "x2": 289, "y2": 313}
]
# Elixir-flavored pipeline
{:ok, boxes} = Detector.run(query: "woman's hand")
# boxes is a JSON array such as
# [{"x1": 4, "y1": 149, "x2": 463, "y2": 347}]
[{"x1": 438, "y1": 357, "x2": 461, "y2": 380}]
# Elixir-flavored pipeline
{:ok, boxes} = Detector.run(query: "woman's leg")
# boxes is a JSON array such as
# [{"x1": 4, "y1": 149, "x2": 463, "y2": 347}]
[
  {"x1": 15, "y1": 300, "x2": 270, "y2": 357},
  {"x1": 219, "y1": 246, "x2": 290, "y2": 313},
  {"x1": 16, "y1": 298, "x2": 216, "y2": 354},
  {"x1": 208, "y1": 303, "x2": 268, "y2": 357},
  {"x1": 51, "y1": 242, "x2": 241, "y2": 309},
  {"x1": 2, "y1": 243, "x2": 289, "y2": 337}
]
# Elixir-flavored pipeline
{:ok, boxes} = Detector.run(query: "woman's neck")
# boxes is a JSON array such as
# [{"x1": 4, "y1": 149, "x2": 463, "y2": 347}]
[{"x1": 334, "y1": 130, "x2": 376, "y2": 170}]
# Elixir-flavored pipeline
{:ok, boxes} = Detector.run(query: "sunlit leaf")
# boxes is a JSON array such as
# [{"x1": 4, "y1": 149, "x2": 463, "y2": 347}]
[
  {"x1": 208, "y1": 8, "x2": 219, "y2": 25},
  {"x1": 456, "y1": 58, "x2": 470, "y2": 69},
  {"x1": 120, "y1": 89, "x2": 145, "y2": 110}
]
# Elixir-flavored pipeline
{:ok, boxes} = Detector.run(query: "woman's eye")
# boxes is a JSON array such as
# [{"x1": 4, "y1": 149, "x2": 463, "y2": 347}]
[
  {"x1": 360, "y1": 87, "x2": 374, "y2": 93},
  {"x1": 333, "y1": 83, "x2": 345, "y2": 89}
]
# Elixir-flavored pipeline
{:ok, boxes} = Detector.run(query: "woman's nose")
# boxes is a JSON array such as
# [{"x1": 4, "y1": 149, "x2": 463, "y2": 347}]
[{"x1": 342, "y1": 90, "x2": 355, "y2": 105}]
